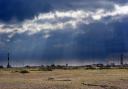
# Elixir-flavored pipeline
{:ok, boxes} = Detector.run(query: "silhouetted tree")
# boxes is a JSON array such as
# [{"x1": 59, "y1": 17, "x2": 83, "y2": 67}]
[
  {"x1": 0, "y1": 65, "x2": 4, "y2": 68},
  {"x1": 51, "y1": 64, "x2": 56, "y2": 69}
]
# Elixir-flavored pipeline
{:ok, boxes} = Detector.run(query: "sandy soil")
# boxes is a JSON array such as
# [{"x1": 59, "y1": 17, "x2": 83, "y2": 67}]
[{"x1": 0, "y1": 69, "x2": 128, "y2": 89}]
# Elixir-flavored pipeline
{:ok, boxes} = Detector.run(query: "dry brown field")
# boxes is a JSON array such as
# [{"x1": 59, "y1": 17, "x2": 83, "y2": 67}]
[{"x1": 0, "y1": 69, "x2": 128, "y2": 89}]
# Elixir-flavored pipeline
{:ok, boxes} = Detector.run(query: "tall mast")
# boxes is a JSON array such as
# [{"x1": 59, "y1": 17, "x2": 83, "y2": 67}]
[
  {"x1": 7, "y1": 52, "x2": 11, "y2": 68},
  {"x1": 120, "y1": 53, "x2": 124, "y2": 65}
]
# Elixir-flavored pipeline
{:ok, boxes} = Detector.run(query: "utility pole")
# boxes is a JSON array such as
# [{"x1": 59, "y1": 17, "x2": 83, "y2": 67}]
[
  {"x1": 7, "y1": 52, "x2": 11, "y2": 68},
  {"x1": 120, "y1": 54, "x2": 124, "y2": 66}
]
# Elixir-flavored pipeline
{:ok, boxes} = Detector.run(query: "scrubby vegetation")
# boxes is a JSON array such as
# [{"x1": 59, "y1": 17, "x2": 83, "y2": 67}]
[
  {"x1": 20, "y1": 70, "x2": 29, "y2": 73},
  {"x1": 0, "y1": 65, "x2": 4, "y2": 68}
]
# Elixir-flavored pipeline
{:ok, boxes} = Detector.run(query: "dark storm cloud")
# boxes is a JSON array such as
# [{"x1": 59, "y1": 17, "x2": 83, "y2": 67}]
[
  {"x1": 0, "y1": 0, "x2": 124, "y2": 23},
  {"x1": 106, "y1": 17, "x2": 128, "y2": 54},
  {"x1": 112, "y1": 0, "x2": 128, "y2": 4},
  {"x1": 0, "y1": 0, "x2": 52, "y2": 22},
  {"x1": 6, "y1": 20, "x2": 128, "y2": 64},
  {"x1": 0, "y1": 0, "x2": 128, "y2": 65}
]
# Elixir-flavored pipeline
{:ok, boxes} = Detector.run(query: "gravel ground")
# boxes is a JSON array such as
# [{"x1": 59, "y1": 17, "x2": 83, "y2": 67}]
[{"x1": 0, "y1": 69, "x2": 128, "y2": 89}]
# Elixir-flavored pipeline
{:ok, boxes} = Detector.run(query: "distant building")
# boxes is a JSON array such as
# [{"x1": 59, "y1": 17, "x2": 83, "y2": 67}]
[
  {"x1": 92, "y1": 64, "x2": 104, "y2": 68},
  {"x1": 109, "y1": 63, "x2": 115, "y2": 67}
]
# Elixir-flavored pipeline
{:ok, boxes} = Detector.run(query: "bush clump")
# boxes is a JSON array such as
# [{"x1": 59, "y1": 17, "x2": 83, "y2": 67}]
[
  {"x1": 20, "y1": 70, "x2": 29, "y2": 73},
  {"x1": 39, "y1": 67, "x2": 52, "y2": 71},
  {"x1": 39, "y1": 66, "x2": 53, "y2": 71},
  {"x1": 0, "y1": 65, "x2": 4, "y2": 68}
]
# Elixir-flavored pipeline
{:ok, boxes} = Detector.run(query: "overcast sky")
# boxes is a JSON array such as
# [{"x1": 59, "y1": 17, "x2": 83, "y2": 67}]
[{"x1": 0, "y1": 0, "x2": 128, "y2": 66}]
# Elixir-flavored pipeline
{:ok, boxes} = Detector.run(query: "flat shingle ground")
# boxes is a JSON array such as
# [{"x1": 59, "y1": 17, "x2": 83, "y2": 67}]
[{"x1": 0, "y1": 69, "x2": 128, "y2": 89}]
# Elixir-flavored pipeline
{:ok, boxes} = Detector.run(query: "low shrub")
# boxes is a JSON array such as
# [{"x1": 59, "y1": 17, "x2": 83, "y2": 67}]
[
  {"x1": 39, "y1": 67, "x2": 52, "y2": 71},
  {"x1": 0, "y1": 65, "x2": 4, "y2": 68},
  {"x1": 20, "y1": 70, "x2": 29, "y2": 73}
]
